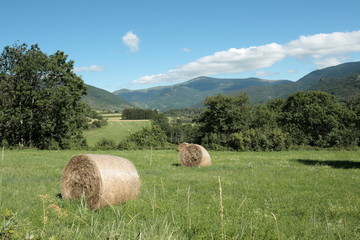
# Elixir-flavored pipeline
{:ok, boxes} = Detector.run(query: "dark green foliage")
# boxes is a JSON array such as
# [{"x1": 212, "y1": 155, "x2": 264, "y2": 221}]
[
  {"x1": 198, "y1": 94, "x2": 250, "y2": 135},
  {"x1": 118, "y1": 125, "x2": 169, "y2": 150},
  {"x1": 0, "y1": 43, "x2": 87, "y2": 149},
  {"x1": 230, "y1": 128, "x2": 288, "y2": 151},
  {"x1": 280, "y1": 91, "x2": 353, "y2": 147},
  {"x1": 122, "y1": 108, "x2": 158, "y2": 120},
  {"x1": 194, "y1": 91, "x2": 359, "y2": 150}
]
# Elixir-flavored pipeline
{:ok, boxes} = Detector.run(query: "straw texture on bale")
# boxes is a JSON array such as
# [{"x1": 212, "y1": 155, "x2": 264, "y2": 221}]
[
  {"x1": 178, "y1": 144, "x2": 211, "y2": 167},
  {"x1": 61, "y1": 154, "x2": 140, "y2": 210},
  {"x1": 177, "y1": 142, "x2": 189, "y2": 152}
]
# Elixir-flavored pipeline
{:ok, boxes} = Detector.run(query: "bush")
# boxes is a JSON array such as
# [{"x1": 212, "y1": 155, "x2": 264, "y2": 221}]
[
  {"x1": 230, "y1": 128, "x2": 289, "y2": 151},
  {"x1": 95, "y1": 138, "x2": 117, "y2": 150},
  {"x1": 118, "y1": 125, "x2": 169, "y2": 150}
]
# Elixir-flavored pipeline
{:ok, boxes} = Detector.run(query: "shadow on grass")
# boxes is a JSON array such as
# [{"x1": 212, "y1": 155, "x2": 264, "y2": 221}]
[
  {"x1": 171, "y1": 163, "x2": 181, "y2": 167},
  {"x1": 295, "y1": 159, "x2": 360, "y2": 169}
]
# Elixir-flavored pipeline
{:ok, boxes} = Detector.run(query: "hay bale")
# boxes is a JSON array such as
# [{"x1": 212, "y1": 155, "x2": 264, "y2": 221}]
[
  {"x1": 61, "y1": 154, "x2": 140, "y2": 210},
  {"x1": 177, "y1": 142, "x2": 189, "y2": 152},
  {"x1": 178, "y1": 144, "x2": 211, "y2": 167}
]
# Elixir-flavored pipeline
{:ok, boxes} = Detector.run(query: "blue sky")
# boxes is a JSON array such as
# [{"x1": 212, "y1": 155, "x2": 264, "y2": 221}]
[{"x1": 1, "y1": 0, "x2": 360, "y2": 92}]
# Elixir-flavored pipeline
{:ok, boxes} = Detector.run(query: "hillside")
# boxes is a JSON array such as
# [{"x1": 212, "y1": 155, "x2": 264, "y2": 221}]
[
  {"x1": 233, "y1": 61, "x2": 360, "y2": 103},
  {"x1": 87, "y1": 61, "x2": 360, "y2": 111},
  {"x1": 114, "y1": 77, "x2": 290, "y2": 111},
  {"x1": 81, "y1": 85, "x2": 134, "y2": 112},
  {"x1": 309, "y1": 73, "x2": 360, "y2": 101}
]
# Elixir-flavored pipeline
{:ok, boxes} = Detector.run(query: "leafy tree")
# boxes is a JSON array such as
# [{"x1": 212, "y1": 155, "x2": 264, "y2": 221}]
[
  {"x1": 344, "y1": 93, "x2": 360, "y2": 146},
  {"x1": 280, "y1": 91, "x2": 351, "y2": 147},
  {"x1": 198, "y1": 94, "x2": 251, "y2": 135},
  {"x1": 122, "y1": 108, "x2": 157, "y2": 120},
  {"x1": 0, "y1": 43, "x2": 87, "y2": 149}
]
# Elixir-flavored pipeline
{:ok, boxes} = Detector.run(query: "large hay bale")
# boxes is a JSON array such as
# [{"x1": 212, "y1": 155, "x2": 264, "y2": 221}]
[
  {"x1": 61, "y1": 154, "x2": 140, "y2": 210},
  {"x1": 178, "y1": 144, "x2": 211, "y2": 167}
]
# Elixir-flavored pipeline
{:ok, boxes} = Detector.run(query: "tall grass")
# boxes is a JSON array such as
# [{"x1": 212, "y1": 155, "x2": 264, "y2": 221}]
[{"x1": 1, "y1": 149, "x2": 359, "y2": 239}]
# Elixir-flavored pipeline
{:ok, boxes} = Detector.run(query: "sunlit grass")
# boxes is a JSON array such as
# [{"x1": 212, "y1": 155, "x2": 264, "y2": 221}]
[
  {"x1": 1, "y1": 149, "x2": 359, "y2": 239},
  {"x1": 84, "y1": 120, "x2": 151, "y2": 146}
]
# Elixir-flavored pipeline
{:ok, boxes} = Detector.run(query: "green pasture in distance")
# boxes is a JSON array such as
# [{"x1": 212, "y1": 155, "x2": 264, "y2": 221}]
[
  {"x1": 84, "y1": 120, "x2": 151, "y2": 146},
  {"x1": 1, "y1": 149, "x2": 359, "y2": 239}
]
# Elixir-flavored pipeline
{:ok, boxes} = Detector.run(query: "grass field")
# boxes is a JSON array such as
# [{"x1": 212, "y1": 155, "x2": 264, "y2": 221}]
[
  {"x1": 84, "y1": 120, "x2": 151, "y2": 146},
  {"x1": 1, "y1": 148, "x2": 359, "y2": 239}
]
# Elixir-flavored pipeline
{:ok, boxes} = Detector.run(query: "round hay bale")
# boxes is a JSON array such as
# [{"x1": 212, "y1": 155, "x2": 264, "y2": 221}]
[
  {"x1": 177, "y1": 142, "x2": 189, "y2": 152},
  {"x1": 61, "y1": 154, "x2": 140, "y2": 210},
  {"x1": 178, "y1": 144, "x2": 211, "y2": 167}
]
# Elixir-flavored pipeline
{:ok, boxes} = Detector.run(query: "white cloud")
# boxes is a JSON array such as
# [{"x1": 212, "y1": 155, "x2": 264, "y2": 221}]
[
  {"x1": 255, "y1": 70, "x2": 279, "y2": 77},
  {"x1": 287, "y1": 69, "x2": 298, "y2": 74},
  {"x1": 122, "y1": 31, "x2": 140, "y2": 52},
  {"x1": 134, "y1": 43, "x2": 285, "y2": 84},
  {"x1": 313, "y1": 56, "x2": 349, "y2": 69},
  {"x1": 134, "y1": 30, "x2": 360, "y2": 84},
  {"x1": 284, "y1": 31, "x2": 360, "y2": 58},
  {"x1": 73, "y1": 65, "x2": 105, "y2": 72},
  {"x1": 182, "y1": 48, "x2": 192, "y2": 52}
]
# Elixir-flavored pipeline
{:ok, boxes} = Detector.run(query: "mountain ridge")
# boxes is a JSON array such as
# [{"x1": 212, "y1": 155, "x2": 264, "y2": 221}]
[{"x1": 85, "y1": 61, "x2": 360, "y2": 111}]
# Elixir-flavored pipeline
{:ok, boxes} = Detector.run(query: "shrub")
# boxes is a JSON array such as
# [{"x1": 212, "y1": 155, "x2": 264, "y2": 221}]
[
  {"x1": 230, "y1": 128, "x2": 289, "y2": 151},
  {"x1": 95, "y1": 138, "x2": 117, "y2": 150},
  {"x1": 118, "y1": 125, "x2": 169, "y2": 150}
]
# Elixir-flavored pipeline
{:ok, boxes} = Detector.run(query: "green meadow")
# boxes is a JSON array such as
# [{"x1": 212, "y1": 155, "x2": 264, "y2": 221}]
[
  {"x1": 84, "y1": 120, "x2": 151, "y2": 146},
  {"x1": 1, "y1": 148, "x2": 359, "y2": 239}
]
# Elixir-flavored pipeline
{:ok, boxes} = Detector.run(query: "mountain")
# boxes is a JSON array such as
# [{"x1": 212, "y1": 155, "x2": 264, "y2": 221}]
[
  {"x1": 114, "y1": 77, "x2": 290, "y2": 111},
  {"x1": 308, "y1": 73, "x2": 360, "y2": 101},
  {"x1": 296, "y1": 61, "x2": 360, "y2": 87},
  {"x1": 238, "y1": 61, "x2": 360, "y2": 103},
  {"x1": 81, "y1": 85, "x2": 134, "y2": 112},
  {"x1": 110, "y1": 61, "x2": 360, "y2": 111}
]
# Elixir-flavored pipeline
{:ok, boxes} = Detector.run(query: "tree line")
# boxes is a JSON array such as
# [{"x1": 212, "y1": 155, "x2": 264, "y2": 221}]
[{"x1": 117, "y1": 91, "x2": 360, "y2": 151}]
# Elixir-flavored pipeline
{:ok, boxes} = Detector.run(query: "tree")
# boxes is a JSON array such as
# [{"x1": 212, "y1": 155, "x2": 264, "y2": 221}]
[
  {"x1": 0, "y1": 43, "x2": 87, "y2": 149},
  {"x1": 198, "y1": 94, "x2": 251, "y2": 135},
  {"x1": 280, "y1": 91, "x2": 351, "y2": 147}
]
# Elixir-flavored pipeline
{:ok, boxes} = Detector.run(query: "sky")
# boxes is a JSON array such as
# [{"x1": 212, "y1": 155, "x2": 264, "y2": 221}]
[{"x1": 1, "y1": 0, "x2": 360, "y2": 92}]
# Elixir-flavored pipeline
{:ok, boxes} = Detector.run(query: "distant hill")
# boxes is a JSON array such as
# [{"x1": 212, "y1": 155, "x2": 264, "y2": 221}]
[
  {"x1": 226, "y1": 61, "x2": 360, "y2": 103},
  {"x1": 89, "y1": 61, "x2": 360, "y2": 112},
  {"x1": 309, "y1": 73, "x2": 360, "y2": 102},
  {"x1": 296, "y1": 61, "x2": 360, "y2": 87},
  {"x1": 81, "y1": 85, "x2": 134, "y2": 112},
  {"x1": 113, "y1": 77, "x2": 290, "y2": 111}
]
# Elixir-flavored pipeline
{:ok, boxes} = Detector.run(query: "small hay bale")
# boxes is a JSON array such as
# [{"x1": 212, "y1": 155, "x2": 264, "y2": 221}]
[
  {"x1": 177, "y1": 142, "x2": 189, "y2": 152},
  {"x1": 178, "y1": 144, "x2": 211, "y2": 167},
  {"x1": 61, "y1": 154, "x2": 140, "y2": 210}
]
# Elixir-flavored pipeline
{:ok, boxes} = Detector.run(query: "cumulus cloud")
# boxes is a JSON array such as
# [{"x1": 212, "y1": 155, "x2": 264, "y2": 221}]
[
  {"x1": 134, "y1": 30, "x2": 360, "y2": 84},
  {"x1": 134, "y1": 43, "x2": 285, "y2": 84},
  {"x1": 284, "y1": 31, "x2": 360, "y2": 58},
  {"x1": 73, "y1": 65, "x2": 105, "y2": 72},
  {"x1": 122, "y1": 31, "x2": 140, "y2": 52}
]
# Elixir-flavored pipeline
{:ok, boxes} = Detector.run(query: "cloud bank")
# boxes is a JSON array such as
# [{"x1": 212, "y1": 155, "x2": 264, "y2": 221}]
[
  {"x1": 134, "y1": 30, "x2": 360, "y2": 84},
  {"x1": 122, "y1": 31, "x2": 140, "y2": 52},
  {"x1": 73, "y1": 65, "x2": 105, "y2": 72}
]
